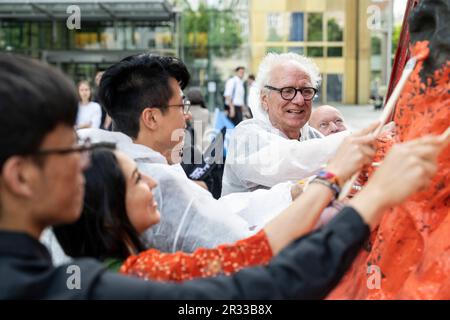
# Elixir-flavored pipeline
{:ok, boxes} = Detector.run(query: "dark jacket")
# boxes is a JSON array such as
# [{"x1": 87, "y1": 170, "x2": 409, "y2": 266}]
[{"x1": 0, "y1": 207, "x2": 368, "y2": 300}]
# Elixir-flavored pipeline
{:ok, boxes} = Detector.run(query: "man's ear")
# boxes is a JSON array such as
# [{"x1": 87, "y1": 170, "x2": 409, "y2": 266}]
[
  {"x1": 1, "y1": 157, "x2": 35, "y2": 197},
  {"x1": 141, "y1": 107, "x2": 160, "y2": 131},
  {"x1": 261, "y1": 91, "x2": 269, "y2": 111}
]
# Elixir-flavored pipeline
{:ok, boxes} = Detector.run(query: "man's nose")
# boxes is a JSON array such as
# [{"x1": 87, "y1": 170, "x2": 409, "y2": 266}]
[
  {"x1": 329, "y1": 122, "x2": 338, "y2": 133},
  {"x1": 292, "y1": 91, "x2": 305, "y2": 105},
  {"x1": 184, "y1": 112, "x2": 192, "y2": 122},
  {"x1": 80, "y1": 153, "x2": 90, "y2": 172}
]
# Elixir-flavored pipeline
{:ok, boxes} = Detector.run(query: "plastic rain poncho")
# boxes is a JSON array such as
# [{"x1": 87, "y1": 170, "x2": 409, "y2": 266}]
[
  {"x1": 221, "y1": 99, "x2": 349, "y2": 195},
  {"x1": 73, "y1": 129, "x2": 294, "y2": 253}
]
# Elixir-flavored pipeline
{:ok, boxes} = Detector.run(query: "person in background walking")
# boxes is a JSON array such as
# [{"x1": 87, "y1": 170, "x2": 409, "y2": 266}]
[
  {"x1": 223, "y1": 66, "x2": 245, "y2": 126},
  {"x1": 244, "y1": 74, "x2": 256, "y2": 119}
]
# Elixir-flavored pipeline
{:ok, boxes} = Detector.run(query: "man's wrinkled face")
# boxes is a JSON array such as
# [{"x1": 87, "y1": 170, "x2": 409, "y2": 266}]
[
  {"x1": 262, "y1": 62, "x2": 314, "y2": 139},
  {"x1": 309, "y1": 106, "x2": 347, "y2": 136}
]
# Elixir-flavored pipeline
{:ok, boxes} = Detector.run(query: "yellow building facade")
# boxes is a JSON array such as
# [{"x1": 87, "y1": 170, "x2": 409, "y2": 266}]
[{"x1": 249, "y1": 0, "x2": 372, "y2": 104}]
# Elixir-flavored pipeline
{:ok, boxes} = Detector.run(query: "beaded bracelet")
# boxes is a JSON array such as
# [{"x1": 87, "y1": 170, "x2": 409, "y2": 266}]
[{"x1": 309, "y1": 170, "x2": 341, "y2": 199}]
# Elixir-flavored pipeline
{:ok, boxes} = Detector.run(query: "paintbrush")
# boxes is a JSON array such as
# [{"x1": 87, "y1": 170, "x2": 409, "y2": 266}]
[{"x1": 338, "y1": 54, "x2": 427, "y2": 201}]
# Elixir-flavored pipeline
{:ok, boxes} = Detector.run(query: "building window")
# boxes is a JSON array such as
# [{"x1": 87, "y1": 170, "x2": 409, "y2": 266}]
[
  {"x1": 326, "y1": 74, "x2": 343, "y2": 102},
  {"x1": 266, "y1": 13, "x2": 283, "y2": 41},
  {"x1": 326, "y1": 12, "x2": 344, "y2": 42},
  {"x1": 266, "y1": 46, "x2": 284, "y2": 54},
  {"x1": 307, "y1": 46, "x2": 323, "y2": 57},
  {"x1": 314, "y1": 78, "x2": 323, "y2": 104},
  {"x1": 307, "y1": 13, "x2": 323, "y2": 41},
  {"x1": 327, "y1": 47, "x2": 343, "y2": 57},
  {"x1": 371, "y1": 36, "x2": 382, "y2": 55},
  {"x1": 289, "y1": 12, "x2": 304, "y2": 41},
  {"x1": 287, "y1": 47, "x2": 304, "y2": 55}
]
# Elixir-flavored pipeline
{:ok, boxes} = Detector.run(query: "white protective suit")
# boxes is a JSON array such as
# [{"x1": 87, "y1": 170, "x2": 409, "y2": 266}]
[
  {"x1": 221, "y1": 101, "x2": 349, "y2": 195},
  {"x1": 73, "y1": 129, "x2": 294, "y2": 253}
]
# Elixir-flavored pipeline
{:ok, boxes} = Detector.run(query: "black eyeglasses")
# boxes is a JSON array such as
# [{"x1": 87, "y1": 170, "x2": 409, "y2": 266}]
[
  {"x1": 152, "y1": 101, "x2": 192, "y2": 115},
  {"x1": 167, "y1": 100, "x2": 191, "y2": 115},
  {"x1": 264, "y1": 85, "x2": 317, "y2": 101},
  {"x1": 29, "y1": 138, "x2": 116, "y2": 167},
  {"x1": 32, "y1": 138, "x2": 116, "y2": 156}
]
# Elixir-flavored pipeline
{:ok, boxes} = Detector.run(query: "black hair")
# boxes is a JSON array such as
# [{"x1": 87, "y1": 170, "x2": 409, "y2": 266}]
[
  {"x1": 409, "y1": 0, "x2": 450, "y2": 78},
  {"x1": 97, "y1": 54, "x2": 191, "y2": 139},
  {"x1": 0, "y1": 54, "x2": 78, "y2": 170},
  {"x1": 54, "y1": 148, "x2": 146, "y2": 261},
  {"x1": 248, "y1": 74, "x2": 255, "y2": 81},
  {"x1": 235, "y1": 66, "x2": 245, "y2": 72}
]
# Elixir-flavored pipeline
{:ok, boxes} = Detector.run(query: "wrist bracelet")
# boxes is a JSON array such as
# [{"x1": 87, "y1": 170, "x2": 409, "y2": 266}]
[
  {"x1": 316, "y1": 170, "x2": 341, "y2": 187},
  {"x1": 309, "y1": 170, "x2": 342, "y2": 199}
]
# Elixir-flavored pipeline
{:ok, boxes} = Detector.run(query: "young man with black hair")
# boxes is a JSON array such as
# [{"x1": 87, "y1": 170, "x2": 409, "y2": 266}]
[{"x1": 1, "y1": 53, "x2": 445, "y2": 300}]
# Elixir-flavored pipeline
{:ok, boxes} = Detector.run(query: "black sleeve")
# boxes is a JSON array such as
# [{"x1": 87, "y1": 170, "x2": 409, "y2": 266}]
[{"x1": 89, "y1": 206, "x2": 369, "y2": 300}]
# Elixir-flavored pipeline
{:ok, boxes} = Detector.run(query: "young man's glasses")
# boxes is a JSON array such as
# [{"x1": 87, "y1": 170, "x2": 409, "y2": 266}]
[
  {"x1": 30, "y1": 138, "x2": 116, "y2": 166},
  {"x1": 264, "y1": 85, "x2": 317, "y2": 101},
  {"x1": 167, "y1": 100, "x2": 191, "y2": 115}
]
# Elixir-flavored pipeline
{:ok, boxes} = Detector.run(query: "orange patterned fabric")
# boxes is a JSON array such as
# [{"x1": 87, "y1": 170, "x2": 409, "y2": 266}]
[
  {"x1": 349, "y1": 133, "x2": 396, "y2": 199},
  {"x1": 328, "y1": 41, "x2": 450, "y2": 299},
  {"x1": 119, "y1": 230, "x2": 273, "y2": 282}
]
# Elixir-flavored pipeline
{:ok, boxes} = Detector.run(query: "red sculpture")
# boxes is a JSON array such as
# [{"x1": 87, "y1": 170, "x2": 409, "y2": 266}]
[{"x1": 329, "y1": 0, "x2": 450, "y2": 299}]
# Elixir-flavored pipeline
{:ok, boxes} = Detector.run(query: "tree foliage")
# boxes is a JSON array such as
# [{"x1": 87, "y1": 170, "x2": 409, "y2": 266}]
[
  {"x1": 392, "y1": 24, "x2": 402, "y2": 55},
  {"x1": 183, "y1": 3, "x2": 243, "y2": 58},
  {"x1": 307, "y1": 13, "x2": 323, "y2": 41}
]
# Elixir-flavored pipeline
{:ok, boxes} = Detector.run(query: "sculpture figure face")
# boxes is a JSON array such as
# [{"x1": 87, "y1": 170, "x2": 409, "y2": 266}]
[{"x1": 409, "y1": 0, "x2": 450, "y2": 76}]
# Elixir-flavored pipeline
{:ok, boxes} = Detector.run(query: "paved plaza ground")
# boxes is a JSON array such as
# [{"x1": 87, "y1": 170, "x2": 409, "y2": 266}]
[{"x1": 333, "y1": 104, "x2": 384, "y2": 131}]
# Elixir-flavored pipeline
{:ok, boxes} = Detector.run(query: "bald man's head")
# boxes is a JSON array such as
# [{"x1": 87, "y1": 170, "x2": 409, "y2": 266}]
[{"x1": 309, "y1": 105, "x2": 347, "y2": 136}]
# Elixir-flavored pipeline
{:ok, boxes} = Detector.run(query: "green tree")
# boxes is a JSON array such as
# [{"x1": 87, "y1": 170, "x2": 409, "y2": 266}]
[
  {"x1": 392, "y1": 24, "x2": 402, "y2": 55},
  {"x1": 327, "y1": 18, "x2": 343, "y2": 41},
  {"x1": 182, "y1": 3, "x2": 243, "y2": 58},
  {"x1": 371, "y1": 36, "x2": 381, "y2": 55},
  {"x1": 307, "y1": 13, "x2": 323, "y2": 41}
]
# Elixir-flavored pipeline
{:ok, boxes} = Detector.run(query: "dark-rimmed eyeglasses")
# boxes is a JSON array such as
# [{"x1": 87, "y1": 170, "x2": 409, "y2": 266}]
[
  {"x1": 168, "y1": 100, "x2": 191, "y2": 115},
  {"x1": 264, "y1": 85, "x2": 317, "y2": 101},
  {"x1": 31, "y1": 138, "x2": 115, "y2": 156},
  {"x1": 30, "y1": 138, "x2": 116, "y2": 166},
  {"x1": 152, "y1": 101, "x2": 191, "y2": 115}
]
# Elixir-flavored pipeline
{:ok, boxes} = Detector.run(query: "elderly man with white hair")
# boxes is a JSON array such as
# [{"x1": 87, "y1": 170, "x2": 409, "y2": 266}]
[{"x1": 222, "y1": 53, "x2": 349, "y2": 195}]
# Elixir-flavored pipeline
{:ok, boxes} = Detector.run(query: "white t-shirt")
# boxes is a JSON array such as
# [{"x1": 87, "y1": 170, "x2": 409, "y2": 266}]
[
  {"x1": 76, "y1": 101, "x2": 102, "y2": 129},
  {"x1": 224, "y1": 76, "x2": 245, "y2": 106},
  {"x1": 248, "y1": 83, "x2": 259, "y2": 112}
]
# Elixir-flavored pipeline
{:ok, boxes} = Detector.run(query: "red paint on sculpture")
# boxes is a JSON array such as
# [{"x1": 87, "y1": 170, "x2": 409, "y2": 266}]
[{"x1": 329, "y1": 40, "x2": 450, "y2": 299}]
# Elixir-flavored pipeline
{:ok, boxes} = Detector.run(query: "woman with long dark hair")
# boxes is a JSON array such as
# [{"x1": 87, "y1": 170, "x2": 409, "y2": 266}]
[{"x1": 54, "y1": 148, "x2": 274, "y2": 278}]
